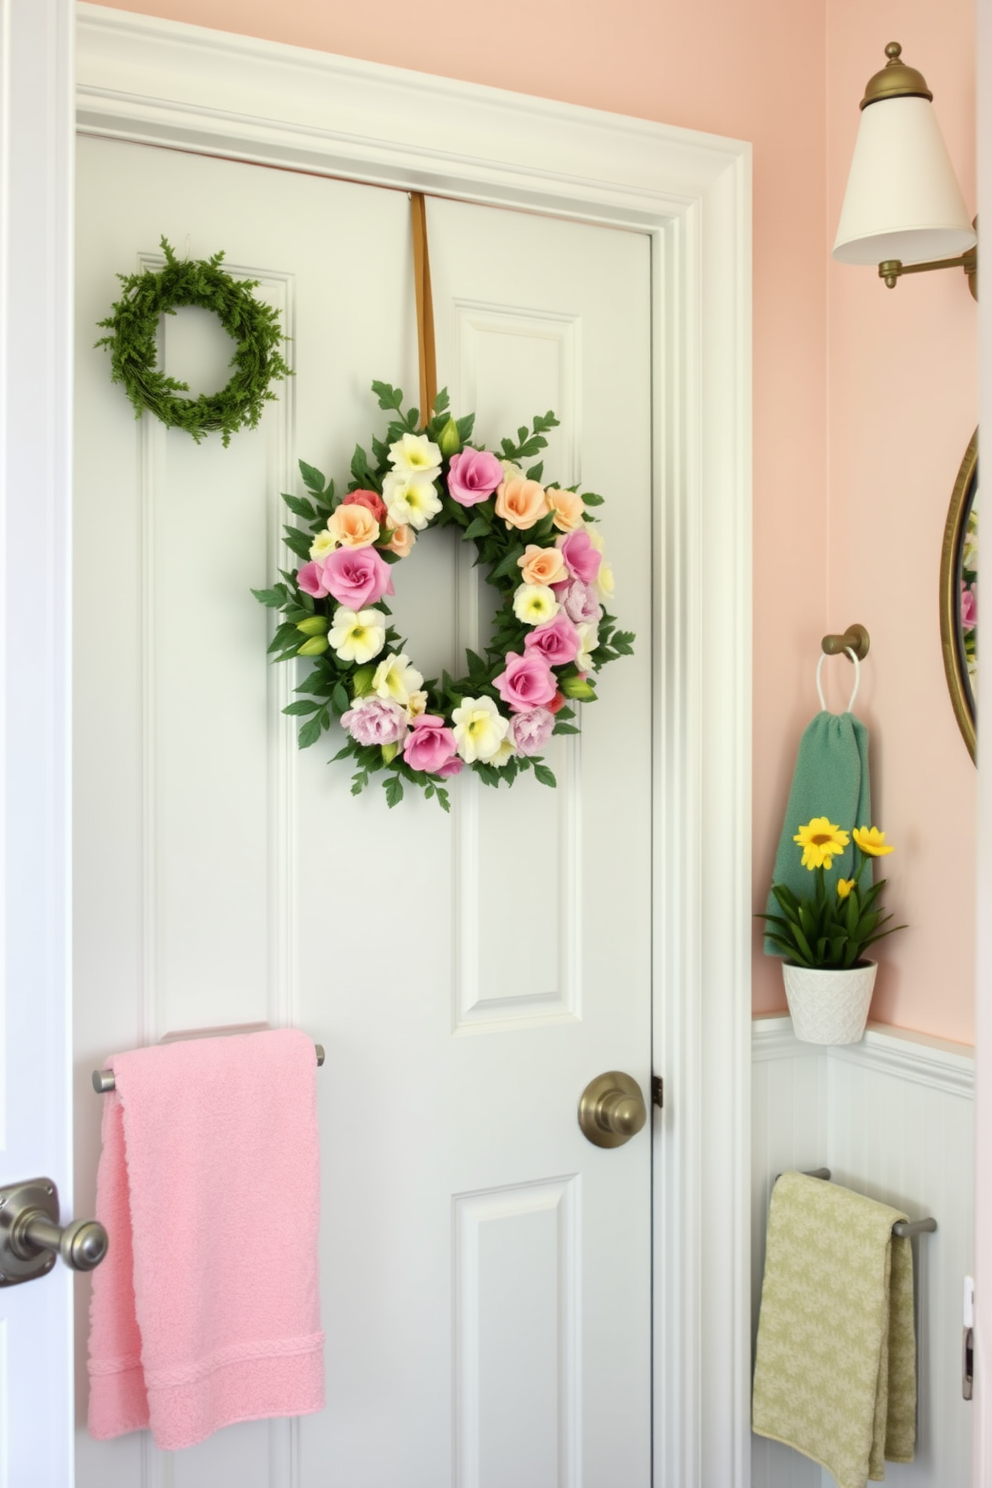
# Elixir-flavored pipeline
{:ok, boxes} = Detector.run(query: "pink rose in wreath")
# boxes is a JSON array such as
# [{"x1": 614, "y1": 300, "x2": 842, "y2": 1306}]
[
  {"x1": 447, "y1": 449, "x2": 504, "y2": 507},
  {"x1": 296, "y1": 560, "x2": 331, "y2": 599},
  {"x1": 343, "y1": 488, "x2": 389, "y2": 526},
  {"x1": 553, "y1": 577, "x2": 602, "y2": 627},
  {"x1": 436, "y1": 756, "x2": 464, "y2": 778},
  {"x1": 961, "y1": 580, "x2": 977, "y2": 631},
  {"x1": 493, "y1": 651, "x2": 557, "y2": 713},
  {"x1": 321, "y1": 545, "x2": 395, "y2": 609},
  {"x1": 403, "y1": 714, "x2": 459, "y2": 773},
  {"x1": 524, "y1": 611, "x2": 581, "y2": 667},
  {"x1": 557, "y1": 527, "x2": 602, "y2": 585},
  {"x1": 341, "y1": 696, "x2": 408, "y2": 747},
  {"x1": 510, "y1": 707, "x2": 555, "y2": 756}
]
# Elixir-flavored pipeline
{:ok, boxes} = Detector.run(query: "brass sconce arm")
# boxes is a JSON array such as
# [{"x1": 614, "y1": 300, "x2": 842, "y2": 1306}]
[{"x1": 878, "y1": 220, "x2": 977, "y2": 299}]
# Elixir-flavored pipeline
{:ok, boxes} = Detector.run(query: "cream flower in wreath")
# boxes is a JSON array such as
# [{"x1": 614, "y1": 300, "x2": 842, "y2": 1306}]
[
  {"x1": 406, "y1": 689, "x2": 428, "y2": 720},
  {"x1": 451, "y1": 696, "x2": 509, "y2": 763},
  {"x1": 490, "y1": 735, "x2": 517, "y2": 768},
  {"x1": 575, "y1": 621, "x2": 600, "y2": 673},
  {"x1": 373, "y1": 652, "x2": 424, "y2": 707},
  {"x1": 513, "y1": 584, "x2": 560, "y2": 626},
  {"x1": 328, "y1": 607, "x2": 387, "y2": 665},
  {"x1": 588, "y1": 528, "x2": 616, "y2": 601},
  {"x1": 382, "y1": 471, "x2": 443, "y2": 532},
  {"x1": 388, "y1": 431, "x2": 442, "y2": 478},
  {"x1": 310, "y1": 528, "x2": 337, "y2": 561}
]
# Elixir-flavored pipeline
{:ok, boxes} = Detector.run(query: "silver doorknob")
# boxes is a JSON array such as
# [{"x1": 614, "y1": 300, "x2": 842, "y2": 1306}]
[
  {"x1": 578, "y1": 1071, "x2": 648, "y2": 1148},
  {"x1": 0, "y1": 1179, "x2": 108, "y2": 1287}
]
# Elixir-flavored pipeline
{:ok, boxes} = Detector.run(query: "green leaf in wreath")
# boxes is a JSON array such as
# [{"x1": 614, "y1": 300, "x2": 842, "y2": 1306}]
[
  {"x1": 371, "y1": 381, "x2": 404, "y2": 411},
  {"x1": 267, "y1": 621, "x2": 299, "y2": 655},
  {"x1": 533, "y1": 763, "x2": 557, "y2": 788},
  {"x1": 350, "y1": 444, "x2": 379, "y2": 490},
  {"x1": 282, "y1": 492, "x2": 317, "y2": 520},
  {"x1": 298, "y1": 460, "x2": 326, "y2": 494},
  {"x1": 464, "y1": 649, "x2": 488, "y2": 680},
  {"x1": 492, "y1": 546, "x2": 526, "y2": 581},
  {"x1": 331, "y1": 682, "x2": 350, "y2": 715},
  {"x1": 283, "y1": 699, "x2": 322, "y2": 716},
  {"x1": 383, "y1": 775, "x2": 404, "y2": 808},
  {"x1": 295, "y1": 667, "x2": 330, "y2": 696},
  {"x1": 281, "y1": 525, "x2": 312, "y2": 561},
  {"x1": 297, "y1": 716, "x2": 324, "y2": 749},
  {"x1": 251, "y1": 586, "x2": 288, "y2": 608}
]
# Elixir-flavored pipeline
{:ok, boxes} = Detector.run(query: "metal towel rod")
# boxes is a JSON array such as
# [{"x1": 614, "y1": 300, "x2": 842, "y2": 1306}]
[
  {"x1": 92, "y1": 1036, "x2": 325, "y2": 1093},
  {"x1": 779, "y1": 1168, "x2": 937, "y2": 1239}
]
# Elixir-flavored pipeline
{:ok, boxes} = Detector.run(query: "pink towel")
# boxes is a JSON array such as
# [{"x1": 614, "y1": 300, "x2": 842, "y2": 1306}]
[{"x1": 87, "y1": 1028, "x2": 324, "y2": 1450}]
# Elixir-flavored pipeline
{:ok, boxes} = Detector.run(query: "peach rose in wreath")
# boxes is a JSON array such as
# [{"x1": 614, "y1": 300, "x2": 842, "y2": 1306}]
[
  {"x1": 327, "y1": 503, "x2": 380, "y2": 549},
  {"x1": 518, "y1": 544, "x2": 566, "y2": 587},
  {"x1": 547, "y1": 488, "x2": 585, "y2": 532},
  {"x1": 495, "y1": 477, "x2": 549, "y2": 530},
  {"x1": 380, "y1": 524, "x2": 416, "y2": 558}
]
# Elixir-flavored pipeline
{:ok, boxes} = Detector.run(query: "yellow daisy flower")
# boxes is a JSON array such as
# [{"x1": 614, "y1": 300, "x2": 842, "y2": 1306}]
[
  {"x1": 836, "y1": 878, "x2": 855, "y2": 899},
  {"x1": 793, "y1": 816, "x2": 850, "y2": 871},
  {"x1": 852, "y1": 825, "x2": 894, "y2": 857}
]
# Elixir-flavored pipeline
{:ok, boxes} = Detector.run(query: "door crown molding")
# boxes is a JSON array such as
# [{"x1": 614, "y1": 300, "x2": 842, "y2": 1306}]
[
  {"x1": 76, "y1": 3, "x2": 745, "y2": 222},
  {"x1": 75, "y1": 9, "x2": 752, "y2": 1485}
]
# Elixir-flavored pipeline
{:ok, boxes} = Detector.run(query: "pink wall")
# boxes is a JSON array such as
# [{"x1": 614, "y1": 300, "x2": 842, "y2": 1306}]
[
  {"x1": 91, "y1": 0, "x2": 977, "y2": 1041},
  {"x1": 824, "y1": 1, "x2": 977, "y2": 1040}
]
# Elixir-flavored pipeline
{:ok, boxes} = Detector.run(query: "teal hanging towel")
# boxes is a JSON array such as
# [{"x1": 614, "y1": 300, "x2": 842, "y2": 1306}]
[{"x1": 764, "y1": 684, "x2": 872, "y2": 957}]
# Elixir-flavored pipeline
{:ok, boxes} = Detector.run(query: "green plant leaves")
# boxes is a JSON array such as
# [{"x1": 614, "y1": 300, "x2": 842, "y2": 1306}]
[
  {"x1": 96, "y1": 237, "x2": 292, "y2": 446},
  {"x1": 757, "y1": 865, "x2": 905, "y2": 968}
]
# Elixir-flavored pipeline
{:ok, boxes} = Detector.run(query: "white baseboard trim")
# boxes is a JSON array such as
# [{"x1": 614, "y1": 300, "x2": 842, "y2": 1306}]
[{"x1": 752, "y1": 1013, "x2": 974, "y2": 1098}]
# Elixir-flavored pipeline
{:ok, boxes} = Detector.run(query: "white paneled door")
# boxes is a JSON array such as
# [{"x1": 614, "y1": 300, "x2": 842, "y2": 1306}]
[{"x1": 74, "y1": 138, "x2": 652, "y2": 1487}]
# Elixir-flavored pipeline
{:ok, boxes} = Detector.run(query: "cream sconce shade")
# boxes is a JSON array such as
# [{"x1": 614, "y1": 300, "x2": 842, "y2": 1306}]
[{"x1": 832, "y1": 42, "x2": 977, "y2": 296}]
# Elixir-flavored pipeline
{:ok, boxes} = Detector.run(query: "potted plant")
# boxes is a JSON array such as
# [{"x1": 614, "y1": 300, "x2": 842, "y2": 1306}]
[{"x1": 759, "y1": 817, "x2": 906, "y2": 1045}]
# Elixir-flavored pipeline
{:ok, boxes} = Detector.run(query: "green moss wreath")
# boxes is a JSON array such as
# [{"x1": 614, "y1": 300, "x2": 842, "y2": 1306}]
[{"x1": 96, "y1": 237, "x2": 291, "y2": 445}]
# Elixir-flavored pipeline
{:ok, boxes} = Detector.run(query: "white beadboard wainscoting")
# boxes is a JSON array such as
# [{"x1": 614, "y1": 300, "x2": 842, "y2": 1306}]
[{"x1": 751, "y1": 1016, "x2": 975, "y2": 1488}]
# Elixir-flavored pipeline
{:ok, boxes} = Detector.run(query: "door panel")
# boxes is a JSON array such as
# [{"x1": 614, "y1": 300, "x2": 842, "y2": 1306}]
[{"x1": 75, "y1": 136, "x2": 651, "y2": 1488}]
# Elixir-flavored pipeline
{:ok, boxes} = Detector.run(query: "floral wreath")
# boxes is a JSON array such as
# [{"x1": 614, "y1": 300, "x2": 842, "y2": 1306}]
[
  {"x1": 253, "y1": 382, "x2": 634, "y2": 809},
  {"x1": 96, "y1": 237, "x2": 291, "y2": 446}
]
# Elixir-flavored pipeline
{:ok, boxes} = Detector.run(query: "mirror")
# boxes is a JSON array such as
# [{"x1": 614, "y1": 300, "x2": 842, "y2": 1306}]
[{"x1": 940, "y1": 429, "x2": 978, "y2": 762}]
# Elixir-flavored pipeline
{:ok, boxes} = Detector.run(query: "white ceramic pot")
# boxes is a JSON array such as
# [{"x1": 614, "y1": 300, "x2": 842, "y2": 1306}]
[{"x1": 782, "y1": 960, "x2": 878, "y2": 1045}]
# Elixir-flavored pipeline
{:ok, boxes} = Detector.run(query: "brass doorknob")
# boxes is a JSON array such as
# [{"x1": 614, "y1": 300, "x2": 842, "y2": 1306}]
[{"x1": 577, "y1": 1071, "x2": 647, "y2": 1148}]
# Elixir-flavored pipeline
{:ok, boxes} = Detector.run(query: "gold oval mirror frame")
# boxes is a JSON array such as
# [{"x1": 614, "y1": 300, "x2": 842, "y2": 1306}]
[{"x1": 940, "y1": 429, "x2": 978, "y2": 763}]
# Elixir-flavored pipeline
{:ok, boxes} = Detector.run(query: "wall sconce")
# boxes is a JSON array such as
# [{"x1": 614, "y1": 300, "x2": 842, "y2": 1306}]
[{"x1": 832, "y1": 42, "x2": 977, "y2": 298}]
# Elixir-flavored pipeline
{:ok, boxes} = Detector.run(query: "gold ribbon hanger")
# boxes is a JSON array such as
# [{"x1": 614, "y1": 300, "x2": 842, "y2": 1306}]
[{"x1": 410, "y1": 192, "x2": 438, "y2": 426}]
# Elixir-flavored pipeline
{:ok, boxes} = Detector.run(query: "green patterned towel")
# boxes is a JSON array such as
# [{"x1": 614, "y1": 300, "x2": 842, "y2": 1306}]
[{"x1": 752, "y1": 1172, "x2": 916, "y2": 1486}]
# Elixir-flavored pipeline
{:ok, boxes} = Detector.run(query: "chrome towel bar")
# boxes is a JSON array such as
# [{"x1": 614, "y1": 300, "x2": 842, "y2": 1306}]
[
  {"x1": 778, "y1": 1168, "x2": 937, "y2": 1239},
  {"x1": 92, "y1": 1037, "x2": 325, "y2": 1093}
]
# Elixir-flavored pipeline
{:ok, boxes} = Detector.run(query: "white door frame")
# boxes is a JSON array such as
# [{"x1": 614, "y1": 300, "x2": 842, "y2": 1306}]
[
  {"x1": 0, "y1": 0, "x2": 76, "y2": 1481},
  {"x1": 72, "y1": 7, "x2": 753, "y2": 1484}
]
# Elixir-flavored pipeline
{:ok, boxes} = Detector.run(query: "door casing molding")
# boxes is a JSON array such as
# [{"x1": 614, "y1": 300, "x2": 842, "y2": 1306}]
[{"x1": 75, "y1": 6, "x2": 753, "y2": 1482}]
